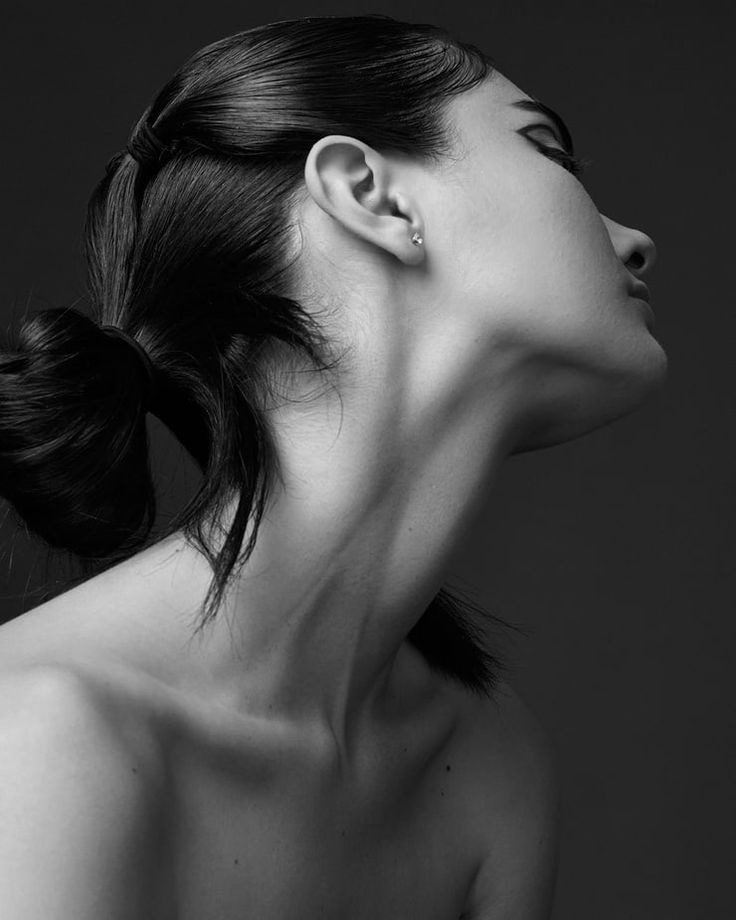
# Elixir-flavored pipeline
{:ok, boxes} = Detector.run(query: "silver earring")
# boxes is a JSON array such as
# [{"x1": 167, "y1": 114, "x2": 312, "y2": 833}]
[{"x1": 411, "y1": 231, "x2": 424, "y2": 246}]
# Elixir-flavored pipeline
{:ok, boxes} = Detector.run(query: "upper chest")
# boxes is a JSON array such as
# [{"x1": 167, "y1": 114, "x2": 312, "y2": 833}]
[
  {"x1": 0, "y1": 605, "x2": 556, "y2": 920},
  {"x1": 159, "y1": 682, "x2": 482, "y2": 920},
  {"x1": 154, "y1": 680, "x2": 557, "y2": 920}
]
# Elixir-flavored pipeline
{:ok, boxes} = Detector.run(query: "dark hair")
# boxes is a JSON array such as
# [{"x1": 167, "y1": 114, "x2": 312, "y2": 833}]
[{"x1": 0, "y1": 14, "x2": 521, "y2": 698}]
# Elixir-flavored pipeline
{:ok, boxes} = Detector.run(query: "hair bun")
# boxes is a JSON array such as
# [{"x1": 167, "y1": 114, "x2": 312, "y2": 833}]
[{"x1": 0, "y1": 307, "x2": 157, "y2": 560}]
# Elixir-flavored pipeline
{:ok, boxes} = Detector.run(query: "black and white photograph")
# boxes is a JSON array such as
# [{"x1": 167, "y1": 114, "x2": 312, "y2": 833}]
[{"x1": 0, "y1": 2, "x2": 732, "y2": 918}]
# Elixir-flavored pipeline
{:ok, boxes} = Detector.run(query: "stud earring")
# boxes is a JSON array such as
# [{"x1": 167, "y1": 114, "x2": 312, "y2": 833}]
[{"x1": 411, "y1": 231, "x2": 424, "y2": 246}]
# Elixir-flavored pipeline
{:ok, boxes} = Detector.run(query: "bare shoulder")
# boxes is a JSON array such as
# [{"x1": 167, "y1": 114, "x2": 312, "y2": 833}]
[
  {"x1": 0, "y1": 663, "x2": 167, "y2": 780},
  {"x1": 0, "y1": 665, "x2": 173, "y2": 919},
  {"x1": 454, "y1": 677, "x2": 558, "y2": 798},
  {"x1": 454, "y1": 679, "x2": 560, "y2": 920}
]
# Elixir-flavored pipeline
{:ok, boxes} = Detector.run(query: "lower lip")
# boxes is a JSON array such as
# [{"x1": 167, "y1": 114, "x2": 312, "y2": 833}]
[{"x1": 631, "y1": 295, "x2": 655, "y2": 330}]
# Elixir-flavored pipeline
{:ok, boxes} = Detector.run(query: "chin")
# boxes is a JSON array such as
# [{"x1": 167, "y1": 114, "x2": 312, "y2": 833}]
[
  {"x1": 511, "y1": 339, "x2": 669, "y2": 456},
  {"x1": 625, "y1": 334, "x2": 669, "y2": 408}
]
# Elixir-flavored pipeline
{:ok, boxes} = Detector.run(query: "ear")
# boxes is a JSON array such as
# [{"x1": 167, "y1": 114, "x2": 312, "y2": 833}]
[{"x1": 303, "y1": 135, "x2": 425, "y2": 266}]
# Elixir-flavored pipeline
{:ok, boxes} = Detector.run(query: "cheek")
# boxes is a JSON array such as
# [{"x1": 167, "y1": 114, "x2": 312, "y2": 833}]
[{"x1": 451, "y1": 168, "x2": 623, "y2": 338}]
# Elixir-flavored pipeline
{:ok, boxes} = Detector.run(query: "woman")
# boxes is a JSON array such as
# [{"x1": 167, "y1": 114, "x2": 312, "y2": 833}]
[{"x1": 0, "y1": 13, "x2": 665, "y2": 919}]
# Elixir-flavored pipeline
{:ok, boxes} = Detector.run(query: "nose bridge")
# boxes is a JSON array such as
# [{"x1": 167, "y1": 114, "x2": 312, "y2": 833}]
[{"x1": 601, "y1": 214, "x2": 657, "y2": 276}]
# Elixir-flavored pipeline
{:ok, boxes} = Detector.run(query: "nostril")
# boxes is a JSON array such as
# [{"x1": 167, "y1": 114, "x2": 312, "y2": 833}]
[{"x1": 627, "y1": 251, "x2": 646, "y2": 272}]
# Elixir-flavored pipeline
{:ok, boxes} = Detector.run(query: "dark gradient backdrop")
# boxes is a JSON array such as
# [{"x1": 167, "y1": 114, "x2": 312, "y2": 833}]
[{"x1": 1, "y1": 1, "x2": 733, "y2": 917}]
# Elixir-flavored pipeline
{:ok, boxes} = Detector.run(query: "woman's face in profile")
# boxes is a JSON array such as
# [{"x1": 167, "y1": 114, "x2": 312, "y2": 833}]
[{"x1": 428, "y1": 70, "x2": 668, "y2": 443}]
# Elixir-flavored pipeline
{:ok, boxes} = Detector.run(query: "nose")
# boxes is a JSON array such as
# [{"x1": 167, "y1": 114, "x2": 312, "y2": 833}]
[{"x1": 600, "y1": 215, "x2": 657, "y2": 279}]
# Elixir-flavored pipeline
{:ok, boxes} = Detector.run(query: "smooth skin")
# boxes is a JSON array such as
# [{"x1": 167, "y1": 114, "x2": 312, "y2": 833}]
[{"x1": 0, "y1": 70, "x2": 664, "y2": 918}]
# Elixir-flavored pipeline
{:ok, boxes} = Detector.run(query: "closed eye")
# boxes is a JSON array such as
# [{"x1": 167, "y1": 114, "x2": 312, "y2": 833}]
[{"x1": 517, "y1": 124, "x2": 592, "y2": 178}]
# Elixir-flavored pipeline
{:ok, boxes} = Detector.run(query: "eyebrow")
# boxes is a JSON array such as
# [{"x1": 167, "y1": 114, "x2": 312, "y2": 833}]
[{"x1": 510, "y1": 97, "x2": 575, "y2": 154}]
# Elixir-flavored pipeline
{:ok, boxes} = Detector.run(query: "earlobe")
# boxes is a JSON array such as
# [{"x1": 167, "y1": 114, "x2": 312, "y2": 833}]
[{"x1": 303, "y1": 135, "x2": 426, "y2": 266}]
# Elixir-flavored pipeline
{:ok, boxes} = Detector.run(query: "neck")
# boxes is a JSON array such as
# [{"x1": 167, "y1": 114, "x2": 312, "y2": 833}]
[{"x1": 112, "y1": 321, "x2": 525, "y2": 761}]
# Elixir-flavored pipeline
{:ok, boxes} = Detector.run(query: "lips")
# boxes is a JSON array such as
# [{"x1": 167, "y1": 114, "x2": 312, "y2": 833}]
[
  {"x1": 629, "y1": 281, "x2": 651, "y2": 304},
  {"x1": 628, "y1": 281, "x2": 656, "y2": 331}
]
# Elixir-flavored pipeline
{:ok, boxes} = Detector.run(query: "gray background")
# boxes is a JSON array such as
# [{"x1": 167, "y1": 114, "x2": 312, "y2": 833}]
[{"x1": 1, "y1": 1, "x2": 733, "y2": 917}]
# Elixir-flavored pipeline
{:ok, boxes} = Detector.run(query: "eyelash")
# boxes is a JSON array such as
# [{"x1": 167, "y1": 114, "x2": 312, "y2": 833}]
[
  {"x1": 535, "y1": 143, "x2": 592, "y2": 178},
  {"x1": 519, "y1": 127, "x2": 592, "y2": 178}
]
